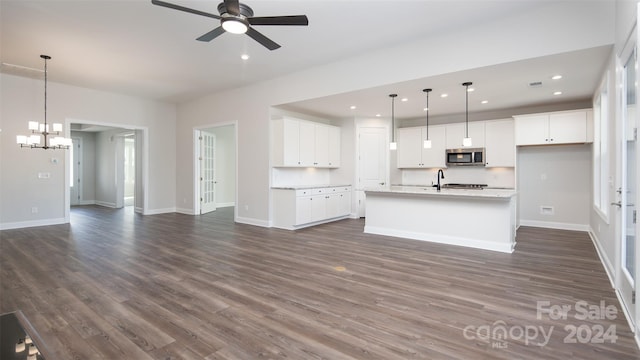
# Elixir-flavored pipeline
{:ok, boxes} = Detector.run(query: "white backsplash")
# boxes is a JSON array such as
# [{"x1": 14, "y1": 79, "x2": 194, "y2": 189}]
[
  {"x1": 271, "y1": 167, "x2": 332, "y2": 187},
  {"x1": 401, "y1": 167, "x2": 515, "y2": 188}
]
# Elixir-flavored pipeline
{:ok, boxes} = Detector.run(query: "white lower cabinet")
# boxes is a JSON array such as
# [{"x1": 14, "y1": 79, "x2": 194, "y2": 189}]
[{"x1": 273, "y1": 186, "x2": 352, "y2": 230}]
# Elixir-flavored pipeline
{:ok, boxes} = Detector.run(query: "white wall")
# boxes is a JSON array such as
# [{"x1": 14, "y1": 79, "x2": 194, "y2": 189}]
[
  {"x1": 518, "y1": 144, "x2": 592, "y2": 231},
  {"x1": 176, "y1": 1, "x2": 615, "y2": 226},
  {"x1": 0, "y1": 73, "x2": 177, "y2": 229}
]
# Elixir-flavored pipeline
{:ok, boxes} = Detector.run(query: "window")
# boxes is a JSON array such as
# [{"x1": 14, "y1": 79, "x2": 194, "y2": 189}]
[{"x1": 593, "y1": 71, "x2": 609, "y2": 220}]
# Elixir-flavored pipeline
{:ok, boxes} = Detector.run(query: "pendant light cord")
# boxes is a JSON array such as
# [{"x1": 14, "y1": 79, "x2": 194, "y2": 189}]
[
  {"x1": 389, "y1": 94, "x2": 398, "y2": 141},
  {"x1": 44, "y1": 57, "x2": 47, "y2": 131},
  {"x1": 423, "y1": 88, "x2": 432, "y2": 140},
  {"x1": 462, "y1": 82, "x2": 472, "y2": 138}
]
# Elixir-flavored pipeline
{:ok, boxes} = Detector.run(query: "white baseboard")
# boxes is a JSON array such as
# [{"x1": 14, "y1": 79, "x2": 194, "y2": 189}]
[
  {"x1": 175, "y1": 207, "x2": 195, "y2": 215},
  {"x1": 0, "y1": 217, "x2": 67, "y2": 230},
  {"x1": 216, "y1": 202, "x2": 235, "y2": 208},
  {"x1": 95, "y1": 201, "x2": 117, "y2": 208},
  {"x1": 144, "y1": 208, "x2": 177, "y2": 215},
  {"x1": 587, "y1": 227, "x2": 615, "y2": 288},
  {"x1": 235, "y1": 216, "x2": 270, "y2": 228},
  {"x1": 519, "y1": 219, "x2": 589, "y2": 232},
  {"x1": 134, "y1": 206, "x2": 143, "y2": 214},
  {"x1": 77, "y1": 200, "x2": 96, "y2": 206}
]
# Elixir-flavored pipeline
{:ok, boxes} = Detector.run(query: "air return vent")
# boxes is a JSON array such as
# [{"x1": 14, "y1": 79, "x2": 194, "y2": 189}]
[{"x1": 529, "y1": 81, "x2": 543, "y2": 87}]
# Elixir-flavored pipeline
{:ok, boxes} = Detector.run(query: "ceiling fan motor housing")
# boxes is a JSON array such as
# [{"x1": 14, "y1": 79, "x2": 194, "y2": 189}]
[{"x1": 217, "y1": 2, "x2": 254, "y2": 17}]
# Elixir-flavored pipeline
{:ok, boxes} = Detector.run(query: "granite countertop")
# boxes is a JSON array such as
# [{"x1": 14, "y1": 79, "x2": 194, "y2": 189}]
[
  {"x1": 271, "y1": 184, "x2": 352, "y2": 190},
  {"x1": 365, "y1": 185, "x2": 517, "y2": 199}
]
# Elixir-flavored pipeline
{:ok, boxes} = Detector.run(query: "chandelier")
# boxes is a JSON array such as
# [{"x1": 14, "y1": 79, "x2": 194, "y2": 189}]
[{"x1": 16, "y1": 55, "x2": 71, "y2": 150}]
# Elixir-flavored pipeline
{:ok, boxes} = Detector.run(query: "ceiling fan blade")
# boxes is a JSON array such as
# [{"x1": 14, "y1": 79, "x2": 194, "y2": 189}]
[
  {"x1": 246, "y1": 27, "x2": 280, "y2": 50},
  {"x1": 248, "y1": 15, "x2": 309, "y2": 26},
  {"x1": 223, "y1": 0, "x2": 240, "y2": 16},
  {"x1": 196, "y1": 27, "x2": 226, "y2": 42},
  {"x1": 151, "y1": 0, "x2": 220, "y2": 19}
]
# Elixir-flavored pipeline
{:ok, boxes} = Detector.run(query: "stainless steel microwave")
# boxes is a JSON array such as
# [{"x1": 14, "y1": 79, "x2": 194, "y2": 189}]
[{"x1": 446, "y1": 148, "x2": 485, "y2": 166}]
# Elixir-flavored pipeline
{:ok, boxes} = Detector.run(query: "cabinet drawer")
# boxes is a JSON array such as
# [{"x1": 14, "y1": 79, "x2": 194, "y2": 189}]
[{"x1": 295, "y1": 189, "x2": 312, "y2": 196}]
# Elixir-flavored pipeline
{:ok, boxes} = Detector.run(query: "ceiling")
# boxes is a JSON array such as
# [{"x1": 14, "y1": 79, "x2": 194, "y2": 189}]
[{"x1": 1, "y1": 1, "x2": 611, "y2": 120}]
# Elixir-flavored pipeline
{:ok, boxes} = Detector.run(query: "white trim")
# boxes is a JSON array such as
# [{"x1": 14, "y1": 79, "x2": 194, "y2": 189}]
[
  {"x1": 235, "y1": 216, "x2": 270, "y2": 228},
  {"x1": 176, "y1": 207, "x2": 195, "y2": 215},
  {"x1": 95, "y1": 201, "x2": 117, "y2": 208},
  {"x1": 0, "y1": 218, "x2": 66, "y2": 230},
  {"x1": 143, "y1": 207, "x2": 177, "y2": 215},
  {"x1": 78, "y1": 200, "x2": 96, "y2": 206},
  {"x1": 364, "y1": 225, "x2": 515, "y2": 253},
  {"x1": 134, "y1": 206, "x2": 143, "y2": 214},
  {"x1": 271, "y1": 215, "x2": 351, "y2": 230},
  {"x1": 216, "y1": 202, "x2": 235, "y2": 208},
  {"x1": 616, "y1": 288, "x2": 637, "y2": 336},
  {"x1": 588, "y1": 228, "x2": 615, "y2": 287},
  {"x1": 519, "y1": 219, "x2": 590, "y2": 232}
]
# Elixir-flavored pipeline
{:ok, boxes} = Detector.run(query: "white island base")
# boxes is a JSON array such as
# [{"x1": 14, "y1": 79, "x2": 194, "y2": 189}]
[{"x1": 364, "y1": 187, "x2": 517, "y2": 253}]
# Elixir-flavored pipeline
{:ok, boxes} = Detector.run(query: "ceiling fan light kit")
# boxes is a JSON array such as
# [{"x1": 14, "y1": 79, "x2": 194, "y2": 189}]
[{"x1": 151, "y1": 0, "x2": 309, "y2": 50}]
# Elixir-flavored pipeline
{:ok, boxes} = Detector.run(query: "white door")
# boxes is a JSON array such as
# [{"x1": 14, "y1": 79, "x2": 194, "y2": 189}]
[
  {"x1": 357, "y1": 126, "x2": 389, "y2": 217},
  {"x1": 200, "y1": 131, "x2": 217, "y2": 214},
  {"x1": 617, "y1": 37, "x2": 638, "y2": 327},
  {"x1": 69, "y1": 137, "x2": 81, "y2": 206}
]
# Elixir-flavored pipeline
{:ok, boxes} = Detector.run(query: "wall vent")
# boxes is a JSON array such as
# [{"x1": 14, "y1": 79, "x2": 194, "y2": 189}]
[{"x1": 529, "y1": 81, "x2": 543, "y2": 87}]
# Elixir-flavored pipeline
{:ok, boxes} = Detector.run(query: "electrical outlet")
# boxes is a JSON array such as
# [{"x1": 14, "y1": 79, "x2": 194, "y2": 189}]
[
  {"x1": 31, "y1": 207, "x2": 38, "y2": 214},
  {"x1": 244, "y1": 205, "x2": 249, "y2": 211},
  {"x1": 540, "y1": 206, "x2": 554, "y2": 215}
]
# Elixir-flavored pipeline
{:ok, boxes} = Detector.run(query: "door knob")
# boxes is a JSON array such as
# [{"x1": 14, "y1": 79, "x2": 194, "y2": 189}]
[
  {"x1": 611, "y1": 202, "x2": 622, "y2": 207},
  {"x1": 379, "y1": 182, "x2": 385, "y2": 185}
]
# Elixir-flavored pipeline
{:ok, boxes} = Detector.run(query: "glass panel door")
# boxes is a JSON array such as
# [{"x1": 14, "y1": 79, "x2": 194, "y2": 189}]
[{"x1": 623, "y1": 49, "x2": 637, "y2": 284}]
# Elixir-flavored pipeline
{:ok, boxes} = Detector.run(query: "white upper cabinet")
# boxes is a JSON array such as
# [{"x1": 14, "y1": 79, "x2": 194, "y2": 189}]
[
  {"x1": 445, "y1": 122, "x2": 485, "y2": 149},
  {"x1": 484, "y1": 119, "x2": 515, "y2": 167},
  {"x1": 397, "y1": 125, "x2": 446, "y2": 168},
  {"x1": 272, "y1": 117, "x2": 341, "y2": 168},
  {"x1": 514, "y1": 109, "x2": 592, "y2": 146}
]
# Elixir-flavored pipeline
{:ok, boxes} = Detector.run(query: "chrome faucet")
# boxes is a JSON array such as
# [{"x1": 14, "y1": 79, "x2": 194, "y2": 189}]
[{"x1": 437, "y1": 169, "x2": 445, "y2": 191}]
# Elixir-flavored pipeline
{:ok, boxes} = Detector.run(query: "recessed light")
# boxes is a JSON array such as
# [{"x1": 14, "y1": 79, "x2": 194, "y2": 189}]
[
  {"x1": 553, "y1": 91, "x2": 562, "y2": 96},
  {"x1": 481, "y1": 100, "x2": 488, "y2": 104},
  {"x1": 551, "y1": 75, "x2": 562, "y2": 80},
  {"x1": 441, "y1": 94, "x2": 448, "y2": 98},
  {"x1": 241, "y1": 54, "x2": 250, "y2": 60},
  {"x1": 350, "y1": 105, "x2": 356, "y2": 110},
  {"x1": 375, "y1": 114, "x2": 381, "y2": 117},
  {"x1": 401, "y1": 98, "x2": 408, "y2": 102}
]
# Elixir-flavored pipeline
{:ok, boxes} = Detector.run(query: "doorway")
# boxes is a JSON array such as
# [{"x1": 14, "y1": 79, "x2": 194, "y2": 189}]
[
  {"x1": 194, "y1": 124, "x2": 237, "y2": 216},
  {"x1": 65, "y1": 122, "x2": 148, "y2": 222}
]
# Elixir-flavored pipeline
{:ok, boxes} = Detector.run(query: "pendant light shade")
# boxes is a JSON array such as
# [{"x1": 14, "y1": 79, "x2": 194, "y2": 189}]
[
  {"x1": 389, "y1": 93, "x2": 398, "y2": 150},
  {"x1": 423, "y1": 88, "x2": 432, "y2": 149},
  {"x1": 462, "y1": 82, "x2": 473, "y2": 147}
]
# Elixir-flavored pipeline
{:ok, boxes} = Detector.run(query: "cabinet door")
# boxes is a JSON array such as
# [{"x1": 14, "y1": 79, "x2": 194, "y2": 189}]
[
  {"x1": 328, "y1": 126, "x2": 341, "y2": 168},
  {"x1": 295, "y1": 196, "x2": 312, "y2": 225},
  {"x1": 421, "y1": 125, "x2": 447, "y2": 168},
  {"x1": 397, "y1": 127, "x2": 424, "y2": 168},
  {"x1": 514, "y1": 115, "x2": 549, "y2": 145},
  {"x1": 326, "y1": 193, "x2": 341, "y2": 219},
  {"x1": 314, "y1": 124, "x2": 330, "y2": 167},
  {"x1": 310, "y1": 195, "x2": 326, "y2": 222},
  {"x1": 485, "y1": 119, "x2": 515, "y2": 167},
  {"x1": 281, "y1": 118, "x2": 301, "y2": 166},
  {"x1": 446, "y1": 122, "x2": 484, "y2": 148},
  {"x1": 298, "y1": 121, "x2": 316, "y2": 166},
  {"x1": 549, "y1": 111, "x2": 587, "y2": 144},
  {"x1": 445, "y1": 123, "x2": 465, "y2": 149},
  {"x1": 338, "y1": 191, "x2": 351, "y2": 216}
]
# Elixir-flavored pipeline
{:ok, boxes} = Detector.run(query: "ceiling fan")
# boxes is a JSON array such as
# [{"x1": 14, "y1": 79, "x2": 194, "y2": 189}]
[{"x1": 151, "y1": 0, "x2": 309, "y2": 50}]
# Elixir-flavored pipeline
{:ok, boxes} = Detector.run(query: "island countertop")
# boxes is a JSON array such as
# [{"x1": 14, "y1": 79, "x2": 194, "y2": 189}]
[{"x1": 365, "y1": 185, "x2": 517, "y2": 199}]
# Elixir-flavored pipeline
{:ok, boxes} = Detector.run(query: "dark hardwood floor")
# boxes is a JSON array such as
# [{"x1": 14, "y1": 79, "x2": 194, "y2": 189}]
[{"x1": 1, "y1": 205, "x2": 638, "y2": 359}]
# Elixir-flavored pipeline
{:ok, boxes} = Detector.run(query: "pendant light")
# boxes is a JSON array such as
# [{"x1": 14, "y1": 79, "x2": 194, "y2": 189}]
[
  {"x1": 389, "y1": 93, "x2": 398, "y2": 150},
  {"x1": 462, "y1": 82, "x2": 473, "y2": 147},
  {"x1": 16, "y1": 55, "x2": 71, "y2": 150},
  {"x1": 423, "y1": 88, "x2": 432, "y2": 149}
]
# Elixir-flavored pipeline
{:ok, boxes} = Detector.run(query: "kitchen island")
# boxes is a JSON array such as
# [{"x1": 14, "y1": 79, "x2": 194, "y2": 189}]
[{"x1": 364, "y1": 186, "x2": 517, "y2": 253}]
